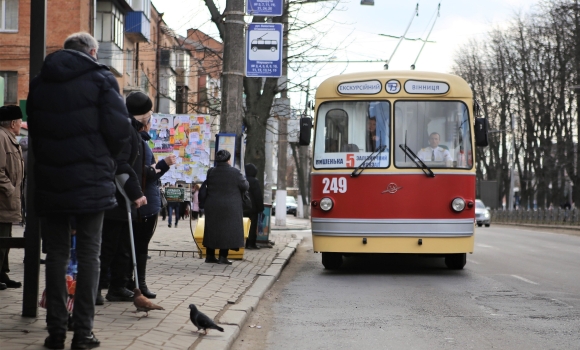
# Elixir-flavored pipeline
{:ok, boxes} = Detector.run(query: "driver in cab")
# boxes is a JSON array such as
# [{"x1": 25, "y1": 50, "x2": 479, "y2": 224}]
[{"x1": 417, "y1": 132, "x2": 452, "y2": 162}]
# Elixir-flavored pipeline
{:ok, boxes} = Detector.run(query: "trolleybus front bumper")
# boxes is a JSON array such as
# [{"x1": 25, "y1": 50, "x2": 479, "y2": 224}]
[{"x1": 311, "y1": 218, "x2": 475, "y2": 254}]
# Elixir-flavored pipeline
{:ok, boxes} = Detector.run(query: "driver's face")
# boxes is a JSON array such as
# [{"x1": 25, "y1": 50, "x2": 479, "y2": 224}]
[
  {"x1": 368, "y1": 119, "x2": 376, "y2": 132},
  {"x1": 429, "y1": 134, "x2": 440, "y2": 148}
]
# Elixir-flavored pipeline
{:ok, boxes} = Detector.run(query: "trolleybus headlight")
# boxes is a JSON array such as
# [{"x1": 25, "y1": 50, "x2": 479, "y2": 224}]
[
  {"x1": 319, "y1": 197, "x2": 334, "y2": 211},
  {"x1": 451, "y1": 198, "x2": 466, "y2": 212}
]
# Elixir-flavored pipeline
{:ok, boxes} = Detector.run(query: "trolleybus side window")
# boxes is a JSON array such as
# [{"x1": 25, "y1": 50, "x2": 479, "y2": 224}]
[
  {"x1": 394, "y1": 101, "x2": 472, "y2": 169},
  {"x1": 314, "y1": 101, "x2": 390, "y2": 169}
]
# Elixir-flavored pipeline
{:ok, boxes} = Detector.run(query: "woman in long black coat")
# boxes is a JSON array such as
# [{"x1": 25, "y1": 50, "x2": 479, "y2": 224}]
[{"x1": 202, "y1": 150, "x2": 249, "y2": 264}]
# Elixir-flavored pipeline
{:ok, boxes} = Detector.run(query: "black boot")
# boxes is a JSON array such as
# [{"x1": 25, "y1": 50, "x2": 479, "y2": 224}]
[
  {"x1": 205, "y1": 248, "x2": 218, "y2": 263},
  {"x1": 218, "y1": 249, "x2": 232, "y2": 265},
  {"x1": 137, "y1": 254, "x2": 156, "y2": 299},
  {"x1": 105, "y1": 286, "x2": 134, "y2": 302}
]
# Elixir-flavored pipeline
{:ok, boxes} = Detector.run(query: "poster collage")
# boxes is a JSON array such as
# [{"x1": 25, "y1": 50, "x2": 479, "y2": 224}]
[{"x1": 149, "y1": 114, "x2": 212, "y2": 185}]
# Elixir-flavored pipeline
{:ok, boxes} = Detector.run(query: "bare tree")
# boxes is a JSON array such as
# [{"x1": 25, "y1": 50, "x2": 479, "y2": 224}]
[{"x1": 453, "y1": 0, "x2": 580, "y2": 209}]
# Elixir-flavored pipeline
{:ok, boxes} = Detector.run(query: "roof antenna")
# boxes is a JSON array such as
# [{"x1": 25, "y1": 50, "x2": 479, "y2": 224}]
[
  {"x1": 411, "y1": 3, "x2": 440, "y2": 70},
  {"x1": 384, "y1": 3, "x2": 419, "y2": 70}
]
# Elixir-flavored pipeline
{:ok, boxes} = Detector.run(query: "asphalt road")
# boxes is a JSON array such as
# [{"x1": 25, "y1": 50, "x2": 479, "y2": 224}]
[{"x1": 232, "y1": 225, "x2": 580, "y2": 350}]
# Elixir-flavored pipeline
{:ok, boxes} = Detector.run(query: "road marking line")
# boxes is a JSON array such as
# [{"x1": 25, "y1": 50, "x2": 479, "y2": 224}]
[
  {"x1": 511, "y1": 274, "x2": 539, "y2": 285},
  {"x1": 476, "y1": 243, "x2": 494, "y2": 248},
  {"x1": 467, "y1": 259, "x2": 480, "y2": 265}
]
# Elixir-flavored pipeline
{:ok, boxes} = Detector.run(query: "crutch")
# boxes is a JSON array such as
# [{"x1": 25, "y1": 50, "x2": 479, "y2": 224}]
[{"x1": 114, "y1": 174, "x2": 140, "y2": 290}]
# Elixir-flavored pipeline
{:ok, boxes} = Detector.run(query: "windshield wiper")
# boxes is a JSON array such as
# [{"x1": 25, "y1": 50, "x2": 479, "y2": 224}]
[
  {"x1": 351, "y1": 145, "x2": 387, "y2": 177},
  {"x1": 398, "y1": 144, "x2": 435, "y2": 177}
]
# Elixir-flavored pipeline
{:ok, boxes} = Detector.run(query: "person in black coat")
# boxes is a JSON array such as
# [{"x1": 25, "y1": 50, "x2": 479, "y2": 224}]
[
  {"x1": 98, "y1": 92, "x2": 148, "y2": 304},
  {"x1": 243, "y1": 164, "x2": 264, "y2": 249},
  {"x1": 202, "y1": 150, "x2": 249, "y2": 264},
  {"x1": 124, "y1": 92, "x2": 174, "y2": 299},
  {"x1": 27, "y1": 32, "x2": 130, "y2": 349}
]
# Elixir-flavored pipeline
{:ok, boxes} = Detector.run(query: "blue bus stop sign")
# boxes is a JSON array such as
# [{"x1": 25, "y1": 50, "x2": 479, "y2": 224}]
[
  {"x1": 246, "y1": 0, "x2": 283, "y2": 17},
  {"x1": 245, "y1": 23, "x2": 283, "y2": 78}
]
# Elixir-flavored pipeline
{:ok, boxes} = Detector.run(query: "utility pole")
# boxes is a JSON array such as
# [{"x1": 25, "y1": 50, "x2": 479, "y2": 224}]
[
  {"x1": 508, "y1": 114, "x2": 516, "y2": 211},
  {"x1": 220, "y1": 0, "x2": 246, "y2": 141},
  {"x1": 264, "y1": 118, "x2": 275, "y2": 205},
  {"x1": 275, "y1": 1, "x2": 289, "y2": 226},
  {"x1": 23, "y1": 0, "x2": 47, "y2": 318}
]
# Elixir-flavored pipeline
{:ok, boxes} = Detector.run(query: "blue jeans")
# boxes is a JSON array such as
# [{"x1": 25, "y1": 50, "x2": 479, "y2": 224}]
[
  {"x1": 167, "y1": 203, "x2": 179, "y2": 226},
  {"x1": 44, "y1": 212, "x2": 104, "y2": 337}
]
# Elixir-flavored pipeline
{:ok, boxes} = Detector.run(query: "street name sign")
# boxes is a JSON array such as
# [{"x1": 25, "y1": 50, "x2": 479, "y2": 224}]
[
  {"x1": 246, "y1": 0, "x2": 283, "y2": 17},
  {"x1": 245, "y1": 23, "x2": 283, "y2": 78}
]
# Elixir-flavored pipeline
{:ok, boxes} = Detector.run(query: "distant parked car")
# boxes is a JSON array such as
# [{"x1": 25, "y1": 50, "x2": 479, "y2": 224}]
[
  {"x1": 475, "y1": 199, "x2": 491, "y2": 227},
  {"x1": 272, "y1": 196, "x2": 298, "y2": 216}
]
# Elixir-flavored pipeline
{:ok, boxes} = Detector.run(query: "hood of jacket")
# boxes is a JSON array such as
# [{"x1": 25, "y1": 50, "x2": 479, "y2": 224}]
[
  {"x1": 245, "y1": 163, "x2": 258, "y2": 178},
  {"x1": 40, "y1": 49, "x2": 109, "y2": 82}
]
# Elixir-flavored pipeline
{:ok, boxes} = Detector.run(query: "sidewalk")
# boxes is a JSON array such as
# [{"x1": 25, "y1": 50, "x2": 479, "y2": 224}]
[{"x1": 0, "y1": 215, "x2": 308, "y2": 350}]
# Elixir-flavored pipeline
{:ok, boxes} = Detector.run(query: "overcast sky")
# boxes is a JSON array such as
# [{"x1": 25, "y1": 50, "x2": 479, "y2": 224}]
[{"x1": 152, "y1": 0, "x2": 538, "y2": 107}]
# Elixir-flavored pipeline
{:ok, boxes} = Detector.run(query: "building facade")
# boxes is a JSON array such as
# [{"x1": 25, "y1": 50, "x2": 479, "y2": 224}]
[{"x1": 0, "y1": 0, "x2": 222, "y2": 119}]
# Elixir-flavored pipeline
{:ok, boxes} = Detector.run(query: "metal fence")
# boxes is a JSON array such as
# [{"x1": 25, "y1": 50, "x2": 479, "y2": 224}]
[{"x1": 491, "y1": 208, "x2": 580, "y2": 226}]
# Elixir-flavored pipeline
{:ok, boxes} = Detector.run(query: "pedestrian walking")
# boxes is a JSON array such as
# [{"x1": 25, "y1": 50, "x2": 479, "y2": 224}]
[
  {"x1": 202, "y1": 150, "x2": 249, "y2": 265},
  {"x1": 167, "y1": 199, "x2": 180, "y2": 228},
  {"x1": 191, "y1": 184, "x2": 200, "y2": 220},
  {"x1": 0, "y1": 105, "x2": 24, "y2": 291},
  {"x1": 243, "y1": 164, "x2": 264, "y2": 250},
  {"x1": 27, "y1": 32, "x2": 131, "y2": 350},
  {"x1": 124, "y1": 92, "x2": 174, "y2": 299}
]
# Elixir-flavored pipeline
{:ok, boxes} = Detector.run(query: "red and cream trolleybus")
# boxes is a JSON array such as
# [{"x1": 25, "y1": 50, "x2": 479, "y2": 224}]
[{"x1": 310, "y1": 71, "x2": 488, "y2": 270}]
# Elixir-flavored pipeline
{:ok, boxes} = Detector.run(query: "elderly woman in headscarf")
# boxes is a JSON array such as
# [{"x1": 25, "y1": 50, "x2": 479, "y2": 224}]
[{"x1": 202, "y1": 150, "x2": 249, "y2": 264}]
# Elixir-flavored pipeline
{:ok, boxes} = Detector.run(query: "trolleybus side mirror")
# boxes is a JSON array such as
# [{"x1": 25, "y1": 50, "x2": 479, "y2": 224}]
[
  {"x1": 473, "y1": 99, "x2": 489, "y2": 147},
  {"x1": 299, "y1": 117, "x2": 312, "y2": 146},
  {"x1": 474, "y1": 117, "x2": 489, "y2": 147}
]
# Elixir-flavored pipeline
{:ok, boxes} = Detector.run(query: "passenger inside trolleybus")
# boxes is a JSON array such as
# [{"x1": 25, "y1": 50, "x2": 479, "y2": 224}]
[{"x1": 394, "y1": 101, "x2": 472, "y2": 169}]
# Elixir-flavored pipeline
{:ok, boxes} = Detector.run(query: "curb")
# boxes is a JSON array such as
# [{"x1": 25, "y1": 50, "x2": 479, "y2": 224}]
[{"x1": 191, "y1": 234, "x2": 303, "y2": 350}]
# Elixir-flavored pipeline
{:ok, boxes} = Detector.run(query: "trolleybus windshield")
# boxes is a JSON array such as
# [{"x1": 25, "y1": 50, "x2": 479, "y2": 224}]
[
  {"x1": 314, "y1": 101, "x2": 390, "y2": 169},
  {"x1": 394, "y1": 101, "x2": 472, "y2": 169}
]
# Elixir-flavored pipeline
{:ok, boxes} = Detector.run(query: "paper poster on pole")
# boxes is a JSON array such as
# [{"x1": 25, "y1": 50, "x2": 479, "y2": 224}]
[{"x1": 149, "y1": 114, "x2": 212, "y2": 185}]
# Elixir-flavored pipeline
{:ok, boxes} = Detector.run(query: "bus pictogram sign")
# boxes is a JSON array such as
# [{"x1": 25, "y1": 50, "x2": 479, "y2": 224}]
[{"x1": 245, "y1": 23, "x2": 283, "y2": 78}]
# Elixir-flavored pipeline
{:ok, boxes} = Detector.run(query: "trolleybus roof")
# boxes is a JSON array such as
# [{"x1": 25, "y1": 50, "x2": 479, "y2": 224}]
[{"x1": 315, "y1": 71, "x2": 472, "y2": 100}]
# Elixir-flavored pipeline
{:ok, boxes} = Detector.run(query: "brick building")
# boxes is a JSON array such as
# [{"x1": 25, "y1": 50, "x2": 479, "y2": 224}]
[{"x1": 0, "y1": 0, "x2": 222, "y2": 118}]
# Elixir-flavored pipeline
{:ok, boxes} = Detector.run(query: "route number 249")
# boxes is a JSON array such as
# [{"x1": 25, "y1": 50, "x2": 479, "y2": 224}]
[{"x1": 322, "y1": 177, "x2": 347, "y2": 194}]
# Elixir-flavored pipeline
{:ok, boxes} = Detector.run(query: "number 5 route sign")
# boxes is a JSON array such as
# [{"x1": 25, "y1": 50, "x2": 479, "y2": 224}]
[
  {"x1": 245, "y1": 23, "x2": 283, "y2": 78},
  {"x1": 246, "y1": 0, "x2": 283, "y2": 17}
]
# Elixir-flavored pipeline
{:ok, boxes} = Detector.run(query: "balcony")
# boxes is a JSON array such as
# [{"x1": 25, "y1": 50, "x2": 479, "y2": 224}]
[{"x1": 125, "y1": 11, "x2": 150, "y2": 42}]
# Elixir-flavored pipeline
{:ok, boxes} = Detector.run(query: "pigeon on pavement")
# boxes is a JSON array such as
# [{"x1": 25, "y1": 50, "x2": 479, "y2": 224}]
[
  {"x1": 189, "y1": 304, "x2": 224, "y2": 334},
  {"x1": 133, "y1": 288, "x2": 164, "y2": 317}
]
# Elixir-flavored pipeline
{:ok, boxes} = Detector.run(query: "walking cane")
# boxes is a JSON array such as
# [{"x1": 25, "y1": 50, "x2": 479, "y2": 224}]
[{"x1": 114, "y1": 174, "x2": 140, "y2": 290}]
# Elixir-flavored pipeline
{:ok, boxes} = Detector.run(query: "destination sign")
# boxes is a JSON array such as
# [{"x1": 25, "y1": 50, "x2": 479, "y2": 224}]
[
  {"x1": 337, "y1": 80, "x2": 382, "y2": 95},
  {"x1": 404, "y1": 80, "x2": 450, "y2": 94},
  {"x1": 314, "y1": 152, "x2": 389, "y2": 169}
]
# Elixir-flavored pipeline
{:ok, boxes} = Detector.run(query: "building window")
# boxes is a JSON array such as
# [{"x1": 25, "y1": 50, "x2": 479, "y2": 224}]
[
  {"x1": 0, "y1": 0, "x2": 18, "y2": 32},
  {"x1": 95, "y1": 2, "x2": 124, "y2": 49},
  {"x1": 125, "y1": 49, "x2": 133, "y2": 76},
  {"x1": 0, "y1": 71, "x2": 17, "y2": 105}
]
